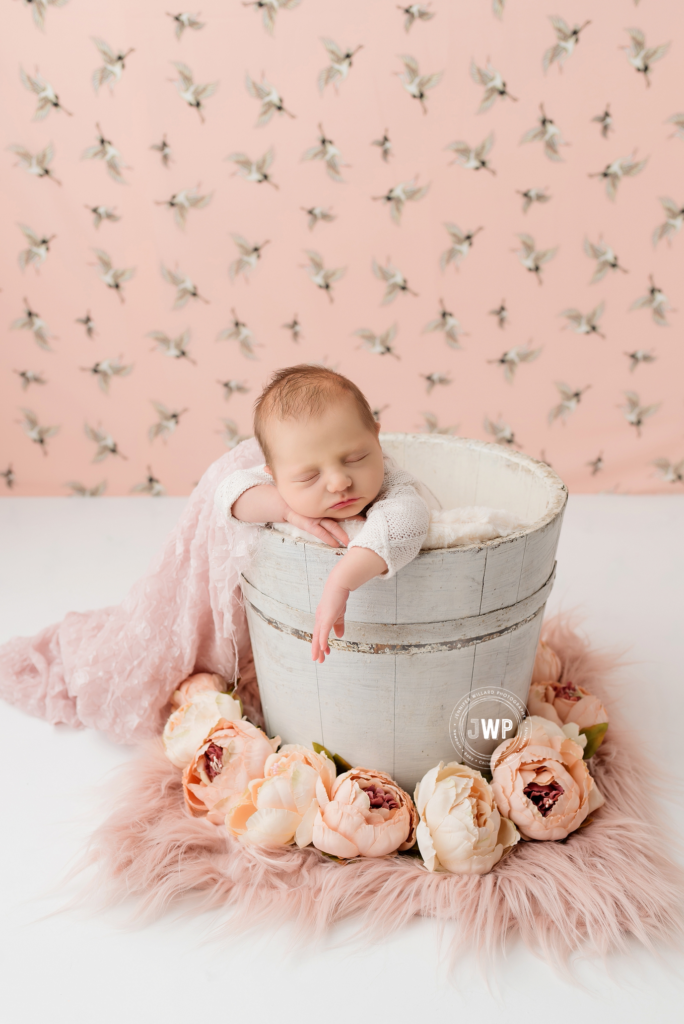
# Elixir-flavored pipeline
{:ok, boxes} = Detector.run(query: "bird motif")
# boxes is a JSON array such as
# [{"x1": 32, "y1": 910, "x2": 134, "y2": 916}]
[
  {"x1": 243, "y1": 0, "x2": 301, "y2": 35},
  {"x1": 318, "y1": 38, "x2": 363, "y2": 92},
  {"x1": 542, "y1": 16, "x2": 590, "y2": 73},
  {"x1": 624, "y1": 349, "x2": 656, "y2": 372},
  {"x1": 653, "y1": 197, "x2": 684, "y2": 246},
  {"x1": 666, "y1": 112, "x2": 684, "y2": 141},
  {"x1": 373, "y1": 177, "x2": 430, "y2": 224},
  {"x1": 229, "y1": 148, "x2": 278, "y2": 188},
  {"x1": 489, "y1": 300, "x2": 508, "y2": 328},
  {"x1": 76, "y1": 311, "x2": 96, "y2": 338},
  {"x1": 85, "y1": 205, "x2": 120, "y2": 229},
  {"x1": 421, "y1": 371, "x2": 451, "y2": 393},
  {"x1": 167, "y1": 12, "x2": 205, "y2": 38},
  {"x1": 372, "y1": 257, "x2": 417, "y2": 303},
  {"x1": 548, "y1": 382, "x2": 591, "y2": 425},
  {"x1": 91, "y1": 38, "x2": 135, "y2": 92},
  {"x1": 301, "y1": 206, "x2": 335, "y2": 231},
  {"x1": 171, "y1": 62, "x2": 218, "y2": 122},
  {"x1": 445, "y1": 133, "x2": 495, "y2": 173},
  {"x1": 372, "y1": 405, "x2": 389, "y2": 423},
  {"x1": 398, "y1": 4, "x2": 434, "y2": 31},
  {"x1": 396, "y1": 54, "x2": 442, "y2": 114},
  {"x1": 161, "y1": 265, "x2": 209, "y2": 308},
  {"x1": 19, "y1": 408, "x2": 59, "y2": 455},
  {"x1": 148, "y1": 330, "x2": 197, "y2": 364},
  {"x1": 20, "y1": 0, "x2": 70, "y2": 31},
  {"x1": 583, "y1": 237, "x2": 628, "y2": 284},
  {"x1": 131, "y1": 467, "x2": 167, "y2": 496},
  {"x1": 302, "y1": 126, "x2": 348, "y2": 182},
  {"x1": 621, "y1": 28, "x2": 669, "y2": 87},
  {"x1": 470, "y1": 60, "x2": 517, "y2": 112},
  {"x1": 217, "y1": 310, "x2": 260, "y2": 359},
  {"x1": 82, "y1": 125, "x2": 128, "y2": 184},
  {"x1": 651, "y1": 458, "x2": 684, "y2": 485},
  {"x1": 12, "y1": 299, "x2": 53, "y2": 350},
  {"x1": 304, "y1": 250, "x2": 346, "y2": 303},
  {"x1": 155, "y1": 187, "x2": 212, "y2": 229},
  {"x1": 619, "y1": 392, "x2": 660, "y2": 436},
  {"x1": 484, "y1": 416, "x2": 519, "y2": 446},
  {"x1": 354, "y1": 325, "x2": 400, "y2": 359},
  {"x1": 149, "y1": 402, "x2": 187, "y2": 443},
  {"x1": 229, "y1": 235, "x2": 269, "y2": 280},
  {"x1": 9, "y1": 143, "x2": 61, "y2": 184},
  {"x1": 517, "y1": 187, "x2": 551, "y2": 213},
  {"x1": 591, "y1": 105, "x2": 613, "y2": 139},
  {"x1": 588, "y1": 153, "x2": 647, "y2": 201},
  {"x1": 80, "y1": 358, "x2": 133, "y2": 393},
  {"x1": 492, "y1": 0, "x2": 504, "y2": 17},
  {"x1": 630, "y1": 275, "x2": 672, "y2": 326},
  {"x1": 217, "y1": 378, "x2": 250, "y2": 401},
  {"x1": 440, "y1": 223, "x2": 482, "y2": 270},
  {"x1": 520, "y1": 105, "x2": 567, "y2": 161},
  {"x1": 586, "y1": 454, "x2": 604, "y2": 476},
  {"x1": 514, "y1": 234, "x2": 557, "y2": 285},
  {"x1": 560, "y1": 303, "x2": 605, "y2": 338},
  {"x1": 422, "y1": 412, "x2": 459, "y2": 435},
  {"x1": 150, "y1": 135, "x2": 173, "y2": 167},
  {"x1": 66, "y1": 480, "x2": 107, "y2": 497},
  {"x1": 1, "y1": 465, "x2": 15, "y2": 489},
  {"x1": 20, "y1": 67, "x2": 71, "y2": 119},
  {"x1": 487, "y1": 344, "x2": 541, "y2": 383},
  {"x1": 219, "y1": 419, "x2": 251, "y2": 449},
  {"x1": 371, "y1": 131, "x2": 393, "y2": 162},
  {"x1": 282, "y1": 314, "x2": 302, "y2": 342},
  {"x1": 84, "y1": 423, "x2": 128, "y2": 461},
  {"x1": 14, "y1": 369, "x2": 47, "y2": 390},
  {"x1": 423, "y1": 299, "x2": 465, "y2": 349},
  {"x1": 92, "y1": 249, "x2": 135, "y2": 302},
  {"x1": 17, "y1": 224, "x2": 55, "y2": 271},
  {"x1": 245, "y1": 73, "x2": 295, "y2": 125}
]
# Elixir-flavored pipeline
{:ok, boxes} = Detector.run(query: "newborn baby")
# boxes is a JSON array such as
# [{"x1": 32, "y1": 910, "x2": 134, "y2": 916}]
[{"x1": 215, "y1": 365, "x2": 430, "y2": 664}]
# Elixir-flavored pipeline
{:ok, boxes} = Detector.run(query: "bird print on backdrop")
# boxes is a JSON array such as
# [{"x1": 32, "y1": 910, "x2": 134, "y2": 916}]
[{"x1": 1, "y1": 1, "x2": 681, "y2": 495}]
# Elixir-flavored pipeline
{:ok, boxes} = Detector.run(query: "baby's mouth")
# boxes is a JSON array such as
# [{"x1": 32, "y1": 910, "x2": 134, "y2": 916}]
[{"x1": 329, "y1": 496, "x2": 360, "y2": 510}]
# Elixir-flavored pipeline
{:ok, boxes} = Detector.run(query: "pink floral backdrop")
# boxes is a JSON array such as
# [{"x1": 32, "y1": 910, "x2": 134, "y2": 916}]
[{"x1": 1, "y1": 0, "x2": 683, "y2": 496}]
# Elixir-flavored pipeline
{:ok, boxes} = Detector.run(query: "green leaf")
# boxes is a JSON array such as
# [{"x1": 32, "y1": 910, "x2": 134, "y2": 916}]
[
  {"x1": 312, "y1": 741, "x2": 352, "y2": 775},
  {"x1": 579, "y1": 722, "x2": 608, "y2": 760}
]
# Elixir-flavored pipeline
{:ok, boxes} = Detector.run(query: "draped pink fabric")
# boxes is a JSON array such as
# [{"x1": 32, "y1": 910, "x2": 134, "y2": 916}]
[{"x1": 0, "y1": 438, "x2": 264, "y2": 743}]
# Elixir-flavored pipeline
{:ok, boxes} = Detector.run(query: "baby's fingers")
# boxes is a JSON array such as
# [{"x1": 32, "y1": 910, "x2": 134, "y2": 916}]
[{"x1": 320, "y1": 518, "x2": 349, "y2": 547}]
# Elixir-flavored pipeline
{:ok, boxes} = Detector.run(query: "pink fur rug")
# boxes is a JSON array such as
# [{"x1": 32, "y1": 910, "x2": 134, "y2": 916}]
[{"x1": 71, "y1": 618, "x2": 684, "y2": 978}]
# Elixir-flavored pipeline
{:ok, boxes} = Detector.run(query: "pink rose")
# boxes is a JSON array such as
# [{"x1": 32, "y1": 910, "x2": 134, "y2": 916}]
[
  {"x1": 312, "y1": 767, "x2": 418, "y2": 859},
  {"x1": 528, "y1": 679, "x2": 609, "y2": 732},
  {"x1": 490, "y1": 716, "x2": 605, "y2": 841},
  {"x1": 531, "y1": 640, "x2": 562, "y2": 684},
  {"x1": 182, "y1": 719, "x2": 280, "y2": 824},
  {"x1": 171, "y1": 672, "x2": 228, "y2": 709},
  {"x1": 225, "y1": 744, "x2": 337, "y2": 847}
]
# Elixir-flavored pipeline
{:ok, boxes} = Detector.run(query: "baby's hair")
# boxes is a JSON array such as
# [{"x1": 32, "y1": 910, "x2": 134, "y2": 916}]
[{"x1": 254, "y1": 364, "x2": 377, "y2": 465}]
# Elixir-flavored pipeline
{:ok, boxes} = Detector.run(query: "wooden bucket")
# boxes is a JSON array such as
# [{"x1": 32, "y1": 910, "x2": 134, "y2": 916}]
[{"x1": 241, "y1": 434, "x2": 568, "y2": 791}]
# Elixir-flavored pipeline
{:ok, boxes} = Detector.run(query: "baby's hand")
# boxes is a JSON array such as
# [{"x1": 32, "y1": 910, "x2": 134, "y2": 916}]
[
  {"x1": 311, "y1": 578, "x2": 350, "y2": 664},
  {"x1": 284, "y1": 508, "x2": 349, "y2": 548}
]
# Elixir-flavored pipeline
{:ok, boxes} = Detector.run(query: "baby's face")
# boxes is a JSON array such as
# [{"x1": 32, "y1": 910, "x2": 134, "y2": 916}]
[{"x1": 264, "y1": 396, "x2": 385, "y2": 520}]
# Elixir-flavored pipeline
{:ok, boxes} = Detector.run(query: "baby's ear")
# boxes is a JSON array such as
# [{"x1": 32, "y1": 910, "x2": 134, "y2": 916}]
[
  {"x1": 263, "y1": 465, "x2": 273, "y2": 477},
  {"x1": 374, "y1": 420, "x2": 381, "y2": 435}
]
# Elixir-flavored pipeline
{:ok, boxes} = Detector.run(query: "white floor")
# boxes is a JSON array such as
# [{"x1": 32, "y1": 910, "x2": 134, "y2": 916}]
[{"x1": 1, "y1": 495, "x2": 683, "y2": 1022}]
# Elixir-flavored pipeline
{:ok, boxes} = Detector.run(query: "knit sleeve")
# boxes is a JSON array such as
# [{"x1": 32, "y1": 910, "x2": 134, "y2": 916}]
[{"x1": 214, "y1": 464, "x2": 274, "y2": 523}]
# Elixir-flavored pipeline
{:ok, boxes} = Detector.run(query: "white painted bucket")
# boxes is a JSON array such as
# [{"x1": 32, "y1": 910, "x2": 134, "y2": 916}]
[{"x1": 241, "y1": 434, "x2": 568, "y2": 791}]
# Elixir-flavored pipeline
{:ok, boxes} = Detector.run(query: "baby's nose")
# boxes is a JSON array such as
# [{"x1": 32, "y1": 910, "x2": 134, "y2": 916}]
[{"x1": 327, "y1": 471, "x2": 352, "y2": 492}]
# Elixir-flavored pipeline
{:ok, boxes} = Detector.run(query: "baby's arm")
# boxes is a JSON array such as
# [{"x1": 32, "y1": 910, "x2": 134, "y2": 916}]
[
  {"x1": 231, "y1": 483, "x2": 349, "y2": 548},
  {"x1": 311, "y1": 547, "x2": 387, "y2": 663}
]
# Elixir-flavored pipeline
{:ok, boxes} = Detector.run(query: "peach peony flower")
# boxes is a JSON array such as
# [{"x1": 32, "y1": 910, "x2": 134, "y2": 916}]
[
  {"x1": 414, "y1": 762, "x2": 520, "y2": 875},
  {"x1": 528, "y1": 679, "x2": 609, "y2": 732},
  {"x1": 490, "y1": 715, "x2": 605, "y2": 841},
  {"x1": 163, "y1": 691, "x2": 243, "y2": 769},
  {"x1": 225, "y1": 744, "x2": 337, "y2": 847},
  {"x1": 171, "y1": 672, "x2": 228, "y2": 709},
  {"x1": 531, "y1": 640, "x2": 562, "y2": 684},
  {"x1": 311, "y1": 767, "x2": 418, "y2": 859},
  {"x1": 182, "y1": 719, "x2": 280, "y2": 824}
]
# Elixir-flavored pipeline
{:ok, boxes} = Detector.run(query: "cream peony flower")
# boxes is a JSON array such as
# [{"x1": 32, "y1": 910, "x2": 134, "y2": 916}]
[
  {"x1": 531, "y1": 640, "x2": 562, "y2": 684},
  {"x1": 311, "y1": 767, "x2": 418, "y2": 859},
  {"x1": 413, "y1": 762, "x2": 520, "y2": 874},
  {"x1": 225, "y1": 744, "x2": 337, "y2": 847},
  {"x1": 490, "y1": 715, "x2": 605, "y2": 841},
  {"x1": 171, "y1": 672, "x2": 228, "y2": 709},
  {"x1": 163, "y1": 691, "x2": 243, "y2": 769},
  {"x1": 183, "y1": 719, "x2": 280, "y2": 824}
]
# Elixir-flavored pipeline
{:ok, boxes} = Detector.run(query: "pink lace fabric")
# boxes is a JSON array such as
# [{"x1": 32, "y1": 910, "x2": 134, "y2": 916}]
[{"x1": 0, "y1": 438, "x2": 265, "y2": 744}]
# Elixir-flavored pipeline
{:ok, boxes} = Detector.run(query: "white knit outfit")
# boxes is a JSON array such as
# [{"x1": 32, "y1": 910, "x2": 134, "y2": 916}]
[{"x1": 214, "y1": 451, "x2": 431, "y2": 579}]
